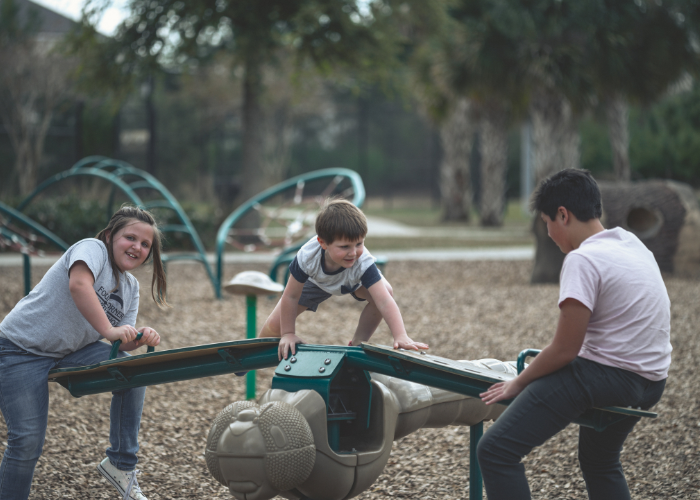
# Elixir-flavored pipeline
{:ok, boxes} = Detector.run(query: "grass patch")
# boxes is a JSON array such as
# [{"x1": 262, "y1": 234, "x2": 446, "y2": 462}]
[
  {"x1": 363, "y1": 198, "x2": 533, "y2": 228},
  {"x1": 364, "y1": 236, "x2": 534, "y2": 251}
]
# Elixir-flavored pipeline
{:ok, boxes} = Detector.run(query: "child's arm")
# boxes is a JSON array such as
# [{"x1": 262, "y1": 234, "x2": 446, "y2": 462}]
[
  {"x1": 278, "y1": 275, "x2": 306, "y2": 360},
  {"x1": 367, "y1": 281, "x2": 429, "y2": 351},
  {"x1": 480, "y1": 298, "x2": 590, "y2": 405},
  {"x1": 68, "y1": 262, "x2": 139, "y2": 345}
]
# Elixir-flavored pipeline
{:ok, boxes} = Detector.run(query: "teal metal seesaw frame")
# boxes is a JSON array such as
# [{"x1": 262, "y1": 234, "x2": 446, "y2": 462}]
[
  {"x1": 47, "y1": 340, "x2": 657, "y2": 500},
  {"x1": 215, "y1": 168, "x2": 365, "y2": 297},
  {"x1": 16, "y1": 156, "x2": 218, "y2": 296},
  {"x1": 0, "y1": 201, "x2": 69, "y2": 296}
]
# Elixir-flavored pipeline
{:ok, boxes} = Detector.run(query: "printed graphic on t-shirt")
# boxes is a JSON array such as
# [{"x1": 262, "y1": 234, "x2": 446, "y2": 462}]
[{"x1": 96, "y1": 286, "x2": 125, "y2": 326}]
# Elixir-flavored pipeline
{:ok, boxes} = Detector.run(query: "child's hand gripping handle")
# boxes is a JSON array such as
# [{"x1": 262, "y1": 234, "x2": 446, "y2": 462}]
[{"x1": 109, "y1": 332, "x2": 156, "y2": 360}]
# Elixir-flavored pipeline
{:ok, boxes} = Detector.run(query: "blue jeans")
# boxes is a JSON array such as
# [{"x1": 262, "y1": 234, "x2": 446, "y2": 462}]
[
  {"x1": 477, "y1": 357, "x2": 666, "y2": 500},
  {"x1": 0, "y1": 338, "x2": 146, "y2": 500}
]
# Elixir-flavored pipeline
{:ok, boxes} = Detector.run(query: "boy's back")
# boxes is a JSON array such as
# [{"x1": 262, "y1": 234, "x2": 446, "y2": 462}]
[{"x1": 559, "y1": 227, "x2": 671, "y2": 380}]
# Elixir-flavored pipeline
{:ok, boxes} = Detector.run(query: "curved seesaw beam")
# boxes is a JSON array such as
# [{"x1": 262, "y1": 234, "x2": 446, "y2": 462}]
[
  {"x1": 48, "y1": 339, "x2": 656, "y2": 429},
  {"x1": 48, "y1": 338, "x2": 281, "y2": 397}
]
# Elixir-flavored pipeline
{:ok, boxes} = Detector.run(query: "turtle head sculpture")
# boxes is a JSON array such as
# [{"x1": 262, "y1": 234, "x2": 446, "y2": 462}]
[{"x1": 205, "y1": 400, "x2": 316, "y2": 500}]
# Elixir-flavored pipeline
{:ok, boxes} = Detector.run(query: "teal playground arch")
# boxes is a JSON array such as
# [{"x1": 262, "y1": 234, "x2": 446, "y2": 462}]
[
  {"x1": 215, "y1": 169, "x2": 365, "y2": 298},
  {"x1": 17, "y1": 156, "x2": 218, "y2": 297},
  {"x1": 0, "y1": 201, "x2": 69, "y2": 295}
]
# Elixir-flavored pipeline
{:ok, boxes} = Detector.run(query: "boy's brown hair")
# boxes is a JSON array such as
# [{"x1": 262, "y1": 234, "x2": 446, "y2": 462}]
[{"x1": 315, "y1": 199, "x2": 367, "y2": 243}]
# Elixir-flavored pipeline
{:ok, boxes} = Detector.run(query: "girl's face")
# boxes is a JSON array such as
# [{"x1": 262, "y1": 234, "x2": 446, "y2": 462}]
[{"x1": 108, "y1": 221, "x2": 154, "y2": 273}]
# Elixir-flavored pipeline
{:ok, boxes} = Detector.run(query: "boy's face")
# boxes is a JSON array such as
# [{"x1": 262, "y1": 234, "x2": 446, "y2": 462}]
[
  {"x1": 541, "y1": 209, "x2": 573, "y2": 254},
  {"x1": 318, "y1": 236, "x2": 365, "y2": 269}
]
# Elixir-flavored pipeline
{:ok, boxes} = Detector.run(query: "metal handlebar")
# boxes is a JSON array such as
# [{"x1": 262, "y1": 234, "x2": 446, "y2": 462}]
[
  {"x1": 109, "y1": 332, "x2": 156, "y2": 360},
  {"x1": 516, "y1": 349, "x2": 542, "y2": 374}
]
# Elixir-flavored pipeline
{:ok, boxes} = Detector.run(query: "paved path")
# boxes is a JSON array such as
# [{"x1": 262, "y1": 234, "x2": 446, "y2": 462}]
[{"x1": 0, "y1": 216, "x2": 534, "y2": 267}]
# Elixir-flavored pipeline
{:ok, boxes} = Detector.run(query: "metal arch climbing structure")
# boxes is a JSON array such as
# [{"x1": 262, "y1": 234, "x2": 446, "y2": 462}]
[
  {"x1": 215, "y1": 168, "x2": 365, "y2": 298},
  {"x1": 16, "y1": 157, "x2": 218, "y2": 297},
  {"x1": 0, "y1": 201, "x2": 69, "y2": 295}
]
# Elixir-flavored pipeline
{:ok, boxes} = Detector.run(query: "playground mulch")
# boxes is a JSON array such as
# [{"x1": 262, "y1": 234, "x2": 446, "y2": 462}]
[{"x1": 0, "y1": 259, "x2": 698, "y2": 500}]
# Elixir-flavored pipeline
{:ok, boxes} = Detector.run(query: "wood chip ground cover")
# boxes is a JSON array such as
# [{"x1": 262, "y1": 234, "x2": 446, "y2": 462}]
[{"x1": 0, "y1": 261, "x2": 698, "y2": 499}]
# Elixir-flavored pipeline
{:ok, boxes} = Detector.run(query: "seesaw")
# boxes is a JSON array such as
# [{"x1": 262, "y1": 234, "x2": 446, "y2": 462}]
[{"x1": 48, "y1": 339, "x2": 656, "y2": 500}]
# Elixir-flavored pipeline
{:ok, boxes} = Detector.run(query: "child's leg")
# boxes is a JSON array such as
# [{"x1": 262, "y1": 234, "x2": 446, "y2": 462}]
[
  {"x1": 349, "y1": 278, "x2": 393, "y2": 346},
  {"x1": 258, "y1": 298, "x2": 308, "y2": 338},
  {"x1": 476, "y1": 365, "x2": 585, "y2": 500},
  {"x1": 107, "y1": 385, "x2": 146, "y2": 471},
  {"x1": 0, "y1": 339, "x2": 55, "y2": 500},
  {"x1": 477, "y1": 358, "x2": 664, "y2": 500},
  {"x1": 576, "y1": 366, "x2": 665, "y2": 500},
  {"x1": 59, "y1": 341, "x2": 146, "y2": 471}
]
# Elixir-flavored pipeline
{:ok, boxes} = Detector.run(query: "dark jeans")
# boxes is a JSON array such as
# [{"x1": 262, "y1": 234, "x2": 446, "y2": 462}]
[
  {"x1": 0, "y1": 338, "x2": 146, "y2": 500},
  {"x1": 477, "y1": 357, "x2": 666, "y2": 500}
]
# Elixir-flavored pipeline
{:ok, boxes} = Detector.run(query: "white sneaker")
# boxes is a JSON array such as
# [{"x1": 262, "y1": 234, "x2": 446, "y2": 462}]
[{"x1": 97, "y1": 457, "x2": 148, "y2": 500}]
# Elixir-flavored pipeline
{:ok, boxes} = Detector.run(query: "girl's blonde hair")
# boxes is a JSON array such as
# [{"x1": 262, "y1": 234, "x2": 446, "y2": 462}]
[{"x1": 96, "y1": 205, "x2": 168, "y2": 307}]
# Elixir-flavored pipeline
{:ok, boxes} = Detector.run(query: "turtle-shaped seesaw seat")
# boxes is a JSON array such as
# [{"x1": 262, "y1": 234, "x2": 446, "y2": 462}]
[{"x1": 48, "y1": 341, "x2": 659, "y2": 500}]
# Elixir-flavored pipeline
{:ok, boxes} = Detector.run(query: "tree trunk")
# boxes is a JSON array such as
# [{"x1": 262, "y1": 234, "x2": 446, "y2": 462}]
[
  {"x1": 530, "y1": 90, "x2": 580, "y2": 183},
  {"x1": 530, "y1": 89, "x2": 580, "y2": 283},
  {"x1": 479, "y1": 104, "x2": 508, "y2": 227},
  {"x1": 531, "y1": 215, "x2": 566, "y2": 284},
  {"x1": 239, "y1": 55, "x2": 266, "y2": 204},
  {"x1": 260, "y1": 100, "x2": 292, "y2": 187},
  {"x1": 19, "y1": 108, "x2": 53, "y2": 196},
  {"x1": 605, "y1": 95, "x2": 631, "y2": 181},
  {"x1": 439, "y1": 98, "x2": 474, "y2": 221},
  {"x1": 145, "y1": 76, "x2": 157, "y2": 176}
]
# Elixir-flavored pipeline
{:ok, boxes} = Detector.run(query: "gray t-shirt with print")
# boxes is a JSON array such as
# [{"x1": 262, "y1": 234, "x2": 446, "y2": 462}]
[{"x1": 0, "y1": 238, "x2": 140, "y2": 357}]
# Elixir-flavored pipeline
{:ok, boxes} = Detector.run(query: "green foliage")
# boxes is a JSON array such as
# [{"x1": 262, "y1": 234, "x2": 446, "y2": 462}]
[
  {"x1": 16, "y1": 196, "x2": 220, "y2": 251},
  {"x1": 629, "y1": 83, "x2": 700, "y2": 185},
  {"x1": 61, "y1": 19, "x2": 136, "y2": 103},
  {"x1": 415, "y1": 0, "x2": 698, "y2": 119},
  {"x1": 579, "y1": 115, "x2": 614, "y2": 178},
  {"x1": 21, "y1": 196, "x2": 107, "y2": 247},
  {"x1": 586, "y1": 0, "x2": 697, "y2": 105},
  {"x1": 578, "y1": 82, "x2": 700, "y2": 185}
]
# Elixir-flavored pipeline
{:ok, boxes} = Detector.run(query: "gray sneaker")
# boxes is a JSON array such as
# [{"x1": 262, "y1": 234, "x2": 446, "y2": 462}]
[{"x1": 97, "y1": 457, "x2": 148, "y2": 500}]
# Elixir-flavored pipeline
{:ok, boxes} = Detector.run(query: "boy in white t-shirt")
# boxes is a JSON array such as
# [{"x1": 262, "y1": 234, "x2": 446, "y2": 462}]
[
  {"x1": 478, "y1": 169, "x2": 671, "y2": 500},
  {"x1": 259, "y1": 199, "x2": 428, "y2": 360}
]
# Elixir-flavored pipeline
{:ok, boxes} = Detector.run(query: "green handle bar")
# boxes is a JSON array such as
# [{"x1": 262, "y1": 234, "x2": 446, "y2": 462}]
[
  {"x1": 109, "y1": 332, "x2": 156, "y2": 360},
  {"x1": 516, "y1": 348, "x2": 542, "y2": 374}
]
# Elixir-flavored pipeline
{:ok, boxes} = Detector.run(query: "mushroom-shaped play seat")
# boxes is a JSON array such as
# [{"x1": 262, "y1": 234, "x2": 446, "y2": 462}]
[{"x1": 224, "y1": 271, "x2": 285, "y2": 296}]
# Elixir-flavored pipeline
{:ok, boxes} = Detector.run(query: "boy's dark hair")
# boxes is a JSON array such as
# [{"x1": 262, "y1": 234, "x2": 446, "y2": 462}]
[
  {"x1": 96, "y1": 204, "x2": 168, "y2": 307},
  {"x1": 315, "y1": 199, "x2": 367, "y2": 243},
  {"x1": 531, "y1": 169, "x2": 603, "y2": 222}
]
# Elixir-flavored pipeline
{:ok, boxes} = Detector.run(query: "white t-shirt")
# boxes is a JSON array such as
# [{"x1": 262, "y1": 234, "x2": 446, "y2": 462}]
[
  {"x1": 0, "y1": 238, "x2": 140, "y2": 357},
  {"x1": 559, "y1": 227, "x2": 671, "y2": 381},
  {"x1": 290, "y1": 236, "x2": 381, "y2": 296}
]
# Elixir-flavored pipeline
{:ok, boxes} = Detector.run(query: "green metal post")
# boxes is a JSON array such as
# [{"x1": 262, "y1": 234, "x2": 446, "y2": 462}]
[
  {"x1": 23, "y1": 253, "x2": 31, "y2": 296},
  {"x1": 470, "y1": 423, "x2": 484, "y2": 500},
  {"x1": 246, "y1": 295, "x2": 257, "y2": 400}
]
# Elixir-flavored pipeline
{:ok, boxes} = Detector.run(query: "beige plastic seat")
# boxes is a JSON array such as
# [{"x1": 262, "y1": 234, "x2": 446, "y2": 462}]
[{"x1": 223, "y1": 271, "x2": 284, "y2": 296}]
